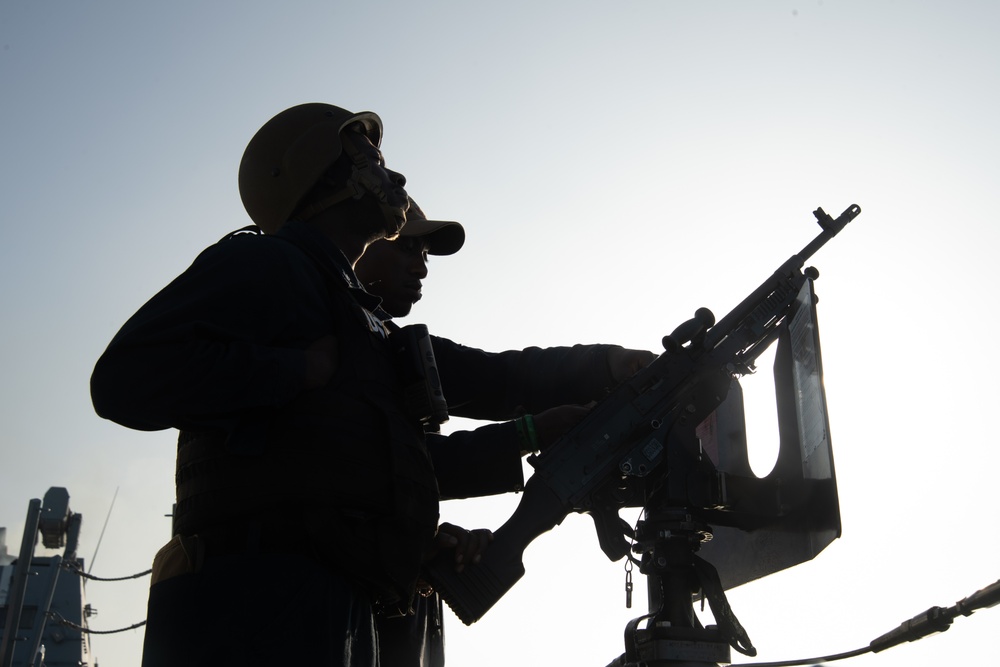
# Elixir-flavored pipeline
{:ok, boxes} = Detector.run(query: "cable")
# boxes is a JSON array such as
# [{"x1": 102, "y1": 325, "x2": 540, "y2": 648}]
[
  {"x1": 62, "y1": 561, "x2": 151, "y2": 582},
  {"x1": 46, "y1": 609, "x2": 146, "y2": 635},
  {"x1": 730, "y1": 578, "x2": 1000, "y2": 667},
  {"x1": 730, "y1": 646, "x2": 870, "y2": 667},
  {"x1": 88, "y1": 486, "x2": 119, "y2": 575},
  {"x1": 867, "y1": 578, "x2": 1000, "y2": 653}
]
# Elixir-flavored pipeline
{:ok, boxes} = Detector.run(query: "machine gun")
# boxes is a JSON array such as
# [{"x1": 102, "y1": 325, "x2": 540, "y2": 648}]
[{"x1": 424, "y1": 204, "x2": 860, "y2": 659}]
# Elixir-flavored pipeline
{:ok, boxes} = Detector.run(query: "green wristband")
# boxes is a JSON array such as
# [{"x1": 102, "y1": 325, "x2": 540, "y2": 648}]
[{"x1": 515, "y1": 415, "x2": 540, "y2": 452}]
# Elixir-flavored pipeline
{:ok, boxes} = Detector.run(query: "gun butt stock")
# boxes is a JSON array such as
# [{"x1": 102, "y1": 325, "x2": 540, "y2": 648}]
[
  {"x1": 423, "y1": 478, "x2": 568, "y2": 624},
  {"x1": 422, "y1": 537, "x2": 526, "y2": 625}
]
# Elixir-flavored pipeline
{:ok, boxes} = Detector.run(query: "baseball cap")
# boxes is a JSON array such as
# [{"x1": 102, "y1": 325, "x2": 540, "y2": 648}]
[{"x1": 400, "y1": 197, "x2": 465, "y2": 256}]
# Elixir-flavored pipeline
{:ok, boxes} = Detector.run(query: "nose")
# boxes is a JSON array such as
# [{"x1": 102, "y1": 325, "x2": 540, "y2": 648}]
[
  {"x1": 388, "y1": 168, "x2": 406, "y2": 187},
  {"x1": 410, "y1": 256, "x2": 428, "y2": 279}
]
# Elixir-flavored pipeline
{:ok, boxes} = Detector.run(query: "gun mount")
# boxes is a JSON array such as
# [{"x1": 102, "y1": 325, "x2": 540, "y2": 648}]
[
  {"x1": 425, "y1": 204, "x2": 860, "y2": 665},
  {"x1": 606, "y1": 271, "x2": 840, "y2": 665}
]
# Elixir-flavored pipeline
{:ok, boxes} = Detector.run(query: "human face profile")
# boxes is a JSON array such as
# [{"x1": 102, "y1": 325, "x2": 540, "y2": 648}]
[
  {"x1": 344, "y1": 131, "x2": 409, "y2": 239},
  {"x1": 355, "y1": 236, "x2": 430, "y2": 317}
]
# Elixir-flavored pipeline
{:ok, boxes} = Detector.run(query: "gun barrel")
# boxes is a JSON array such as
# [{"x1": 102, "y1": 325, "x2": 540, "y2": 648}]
[
  {"x1": 798, "y1": 204, "x2": 861, "y2": 263},
  {"x1": 705, "y1": 204, "x2": 859, "y2": 351}
]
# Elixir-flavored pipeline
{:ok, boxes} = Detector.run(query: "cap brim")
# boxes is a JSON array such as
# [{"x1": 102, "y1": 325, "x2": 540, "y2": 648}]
[{"x1": 400, "y1": 217, "x2": 466, "y2": 256}]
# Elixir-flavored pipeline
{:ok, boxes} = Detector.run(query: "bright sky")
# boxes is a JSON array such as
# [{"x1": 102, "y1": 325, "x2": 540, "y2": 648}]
[{"x1": 2, "y1": 2, "x2": 998, "y2": 665}]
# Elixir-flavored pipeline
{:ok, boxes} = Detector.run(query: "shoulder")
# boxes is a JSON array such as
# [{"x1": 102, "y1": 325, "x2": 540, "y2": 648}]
[{"x1": 187, "y1": 231, "x2": 318, "y2": 284}]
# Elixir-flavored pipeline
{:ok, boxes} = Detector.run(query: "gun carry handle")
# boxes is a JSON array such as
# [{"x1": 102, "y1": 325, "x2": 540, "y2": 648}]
[{"x1": 662, "y1": 307, "x2": 715, "y2": 353}]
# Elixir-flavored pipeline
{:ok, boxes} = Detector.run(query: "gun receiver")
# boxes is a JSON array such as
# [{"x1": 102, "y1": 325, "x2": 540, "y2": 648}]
[{"x1": 424, "y1": 204, "x2": 861, "y2": 626}]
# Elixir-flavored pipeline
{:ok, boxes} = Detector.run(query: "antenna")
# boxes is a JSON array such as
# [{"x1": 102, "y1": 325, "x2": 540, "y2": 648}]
[{"x1": 88, "y1": 486, "x2": 119, "y2": 574}]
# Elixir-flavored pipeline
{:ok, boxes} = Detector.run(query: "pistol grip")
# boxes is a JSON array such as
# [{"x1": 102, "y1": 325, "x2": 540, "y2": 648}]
[{"x1": 589, "y1": 509, "x2": 633, "y2": 562}]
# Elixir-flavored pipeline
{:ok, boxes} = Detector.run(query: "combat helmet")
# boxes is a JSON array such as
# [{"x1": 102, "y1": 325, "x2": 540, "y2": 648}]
[{"x1": 238, "y1": 103, "x2": 383, "y2": 234}]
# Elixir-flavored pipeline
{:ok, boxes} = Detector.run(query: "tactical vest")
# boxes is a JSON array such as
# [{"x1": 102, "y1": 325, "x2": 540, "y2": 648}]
[{"x1": 173, "y1": 237, "x2": 439, "y2": 609}]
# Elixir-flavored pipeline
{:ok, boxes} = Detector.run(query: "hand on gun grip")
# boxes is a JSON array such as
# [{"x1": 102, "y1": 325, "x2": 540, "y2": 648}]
[
  {"x1": 607, "y1": 346, "x2": 657, "y2": 384},
  {"x1": 426, "y1": 522, "x2": 494, "y2": 573},
  {"x1": 531, "y1": 403, "x2": 594, "y2": 450}
]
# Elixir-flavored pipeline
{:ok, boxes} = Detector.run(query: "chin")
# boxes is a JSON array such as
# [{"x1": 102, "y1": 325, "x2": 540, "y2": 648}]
[{"x1": 385, "y1": 301, "x2": 413, "y2": 318}]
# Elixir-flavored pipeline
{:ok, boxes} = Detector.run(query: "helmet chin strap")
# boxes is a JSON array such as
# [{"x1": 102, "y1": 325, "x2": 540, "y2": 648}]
[{"x1": 295, "y1": 131, "x2": 406, "y2": 236}]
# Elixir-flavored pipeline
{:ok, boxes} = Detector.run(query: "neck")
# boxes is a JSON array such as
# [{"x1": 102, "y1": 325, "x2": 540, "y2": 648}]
[{"x1": 307, "y1": 212, "x2": 383, "y2": 267}]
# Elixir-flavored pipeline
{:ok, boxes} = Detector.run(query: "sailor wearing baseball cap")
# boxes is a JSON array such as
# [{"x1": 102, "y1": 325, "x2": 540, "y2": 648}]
[{"x1": 356, "y1": 196, "x2": 465, "y2": 316}]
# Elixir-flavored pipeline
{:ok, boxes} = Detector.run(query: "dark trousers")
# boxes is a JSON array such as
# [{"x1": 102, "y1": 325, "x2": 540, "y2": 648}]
[
  {"x1": 375, "y1": 593, "x2": 445, "y2": 667},
  {"x1": 141, "y1": 552, "x2": 378, "y2": 667}
]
